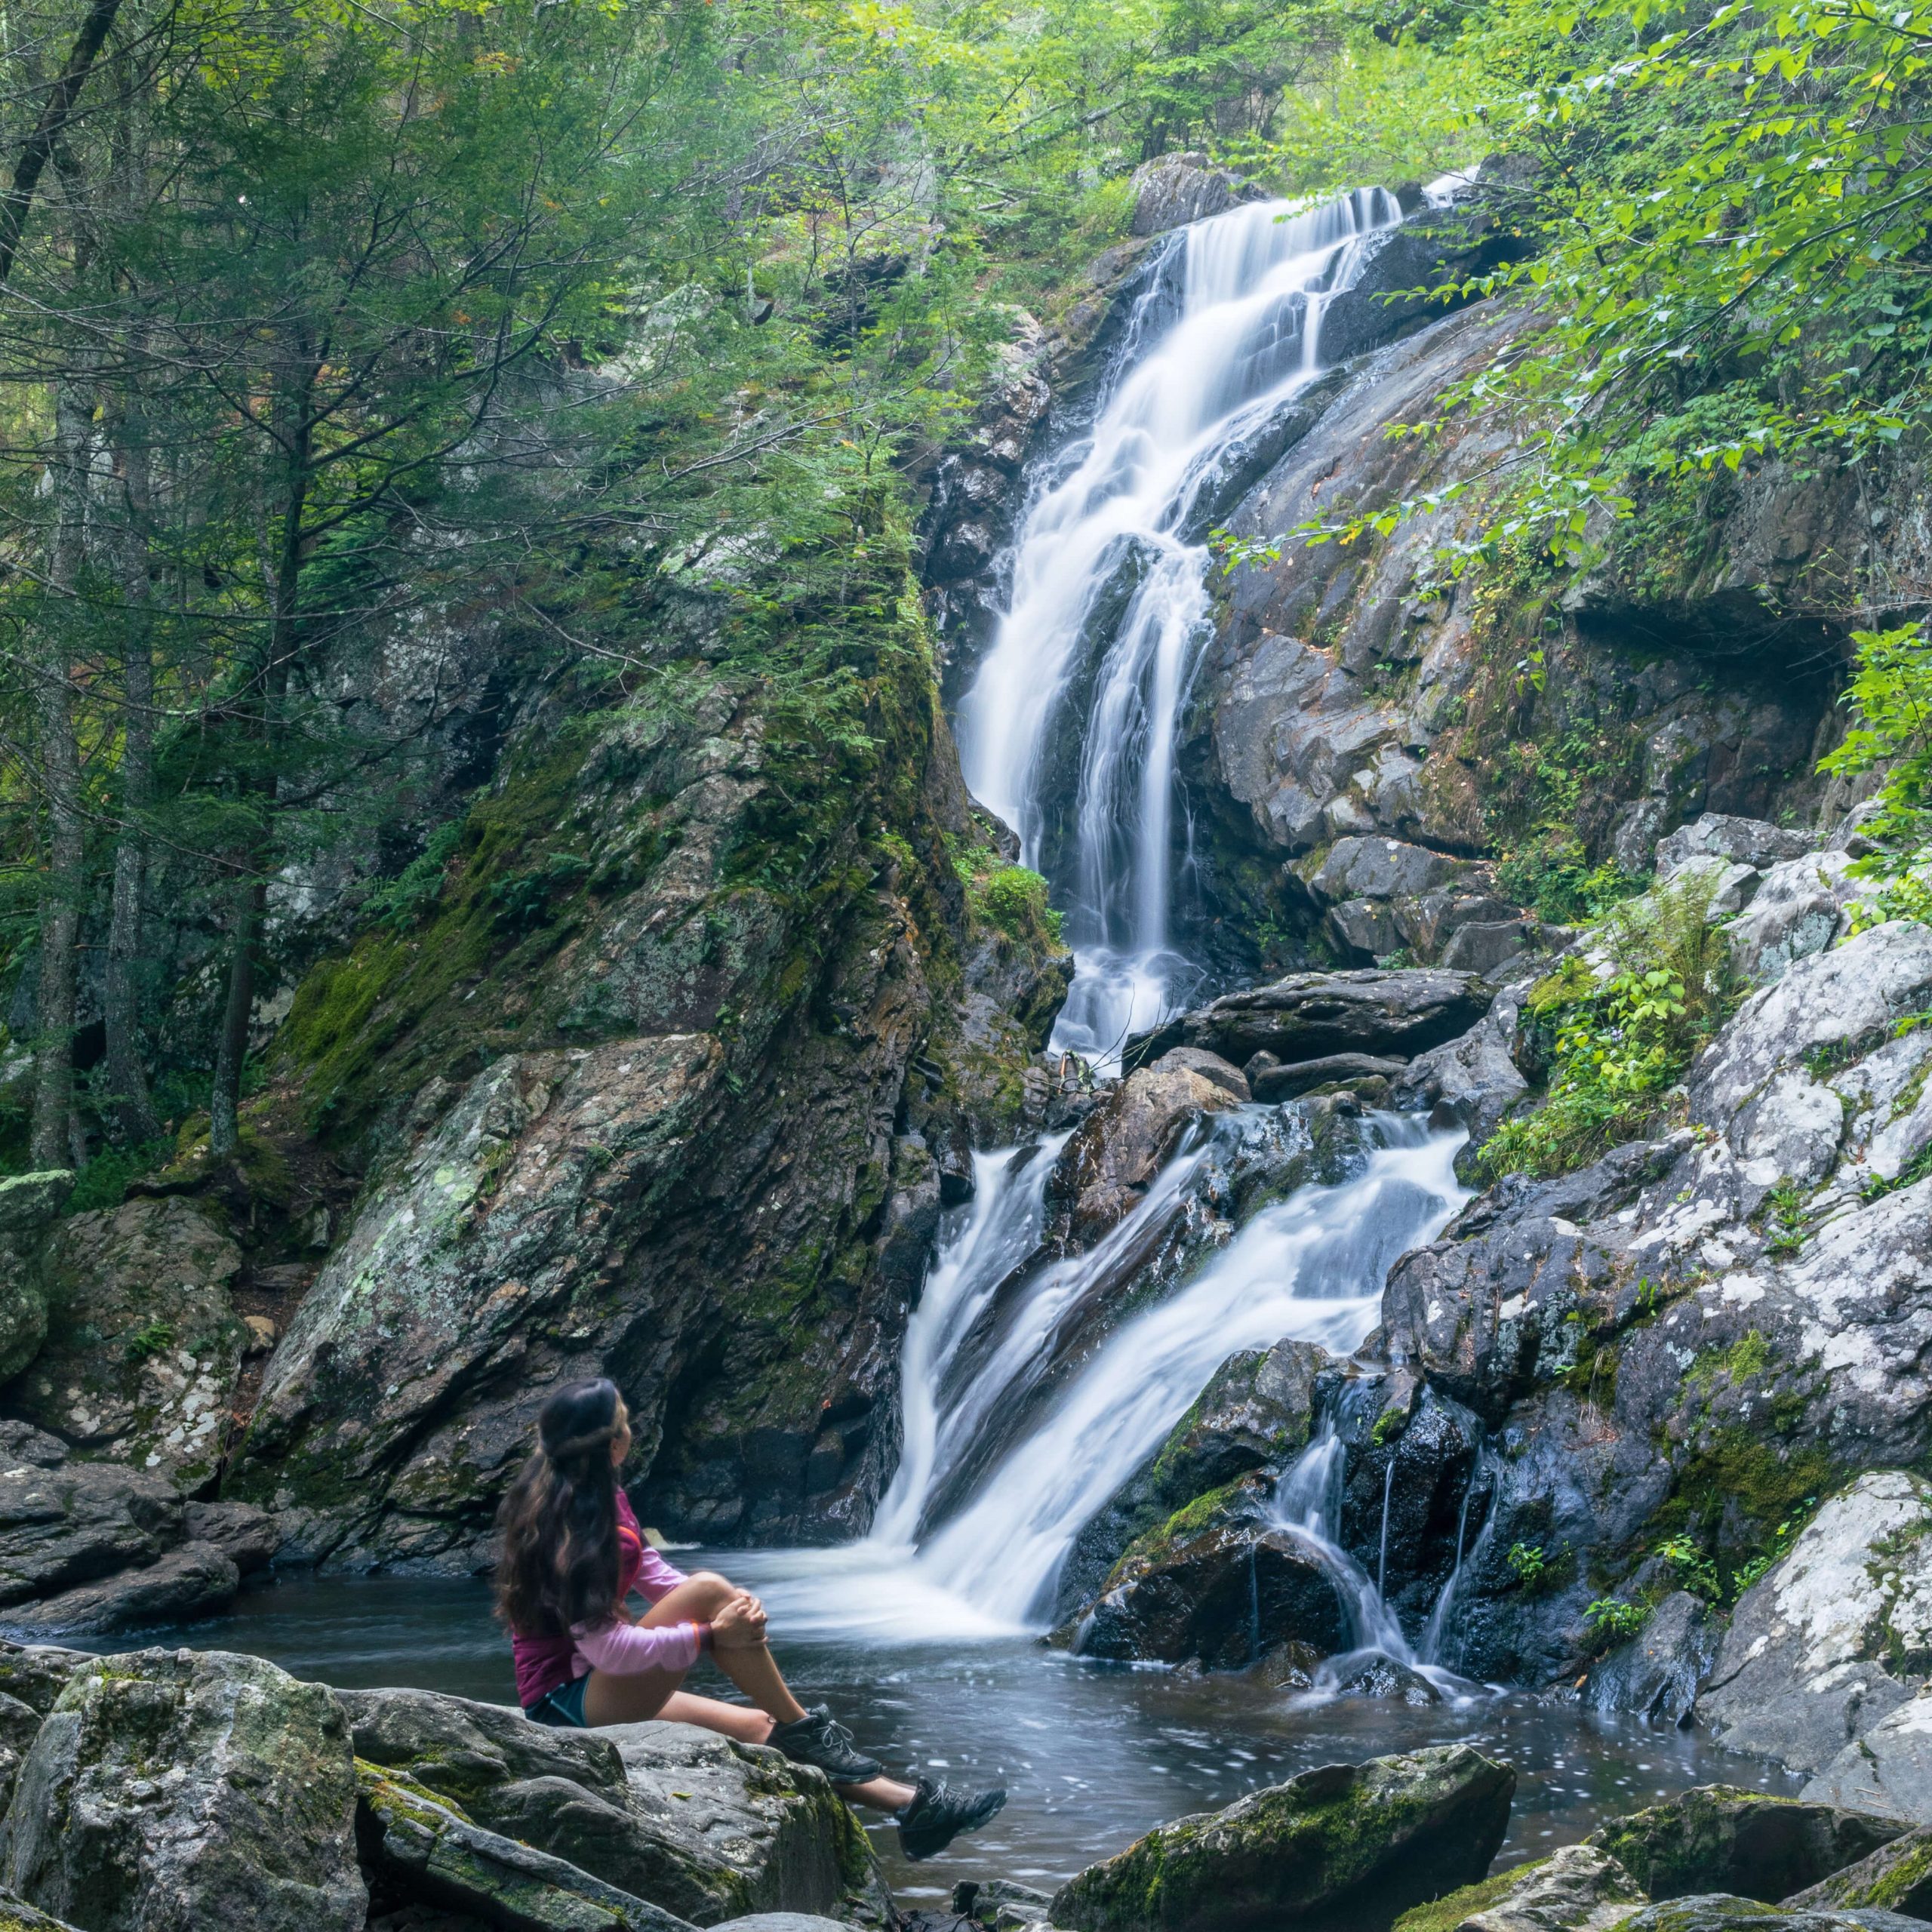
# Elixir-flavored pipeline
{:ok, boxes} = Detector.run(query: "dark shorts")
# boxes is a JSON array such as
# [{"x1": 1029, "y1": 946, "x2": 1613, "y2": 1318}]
[{"x1": 524, "y1": 1674, "x2": 590, "y2": 1728}]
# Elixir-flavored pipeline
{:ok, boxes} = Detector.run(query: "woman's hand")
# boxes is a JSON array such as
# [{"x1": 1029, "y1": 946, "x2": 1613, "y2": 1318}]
[{"x1": 711, "y1": 1590, "x2": 769, "y2": 1651}]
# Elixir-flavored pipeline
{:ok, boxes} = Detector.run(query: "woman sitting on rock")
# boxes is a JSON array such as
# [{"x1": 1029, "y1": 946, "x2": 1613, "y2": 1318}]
[{"x1": 496, "y1": 1376, "x2": 1005, "y2": 1861}]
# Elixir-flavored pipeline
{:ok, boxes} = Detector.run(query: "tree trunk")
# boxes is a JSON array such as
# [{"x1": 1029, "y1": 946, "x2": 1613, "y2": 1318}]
[
  {"x1": 102, "y1": 420, "x2": 160, "y2": 1146},
  {"x1": 208, "y1": 877, "x2": 263, "y2": 1163},
  {"x1": 29, "y1": 376, "x2": 93, "y2": 1171}
]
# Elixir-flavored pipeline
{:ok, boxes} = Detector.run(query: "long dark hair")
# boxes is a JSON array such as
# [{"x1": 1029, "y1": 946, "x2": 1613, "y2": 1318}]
[{"x1": 495, "y1": 1377, "x2": 628, "y2": 1636}]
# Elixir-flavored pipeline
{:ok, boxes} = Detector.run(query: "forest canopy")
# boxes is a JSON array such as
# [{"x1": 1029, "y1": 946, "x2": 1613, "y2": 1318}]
[{"x1": 1, "y1": 0, "x2": 1930, "y2": 1183}]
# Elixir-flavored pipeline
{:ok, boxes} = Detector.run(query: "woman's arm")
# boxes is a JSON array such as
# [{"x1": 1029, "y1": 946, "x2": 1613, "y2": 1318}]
[{"x1": 573, "y1": 1616, "x2": 711, "y2": 1676}]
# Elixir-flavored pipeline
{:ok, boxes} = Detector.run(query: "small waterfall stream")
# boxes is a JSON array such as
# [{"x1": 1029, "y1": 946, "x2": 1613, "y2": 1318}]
[{"x1": 955, "y1": 188, "x2": 1405, "y2": 1069}]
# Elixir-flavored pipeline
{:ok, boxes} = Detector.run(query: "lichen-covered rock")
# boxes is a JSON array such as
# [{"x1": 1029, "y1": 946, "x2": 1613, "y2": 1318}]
[
  {"x1": 1657, "y1": 814, "x2": 1813, "y2": 875},
  {"x1": 1048, "y1": 1745, "x2": 1516, "y2": 1932},
  {"x1": 1606, "y1": 1894, "x2": 1927, "y2": 1932},
  {"x1": 0, "y1": 1641, "x2": 88, "y2": 1714},
  {"x1": 357, "y1": 1761, "x2": 691, "y2": 1932},
  {"x1": 0, "y1": 1894, "x2": 84, "y2": 1932},
  {"x1": 1129, "y1": 969, "x2": 1491, "y2": 1071},
  {"x1": 1127, "y1": 153, "x2": 1254, "y2": 236},
  {"x1": 1786, "y1": 1824, "x2": 1932, "y2": 1917},
  {"x1": 340, "y1": 1687, "x2": 886, "y2": 1927},
  {"x1": 0, "y1": 1646, "x2": 366, "y2": 1932},
  {"x1": 0, "y1": 1173, "x2": 72, "y2": 1387},
  {"x1": 1069, "y1": 1477, "x2": 1349, "y2": 1667},
  {"x1": 1803, "y1": 1696, "x2": 1932, "y2": 1823},
  {"x1": 1726, "y1": 854, "x2": 1860, "y2": 988},
  {"x1": 5, "y1": 1197, "x2": 245, "y2": 1487},
  {"x1": 1393, "y1": 1844, "x2": 1644, "y2": 1932},
  {"x1": 1699, "y1": 1476, "x2": 1932, "y2": 1777},
  {"x1": 0, "y1": 1692, "x2": 40, "y2": 1814},
  {"x1": 1, "y1": 1540, "x2": 239, "y2": 1635},
  {"x1": 1585, "y1": 1788, "x2": 1903, "y2": 1903},
  {"x1": 0, "y1": 1457, "x2": 186, "y2": 1609}
]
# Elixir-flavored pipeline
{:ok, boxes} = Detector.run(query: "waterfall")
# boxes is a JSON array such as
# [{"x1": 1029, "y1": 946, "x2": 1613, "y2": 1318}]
[{"x1": 954, "y1": 187, "x2": 1404, "y2": 1069}]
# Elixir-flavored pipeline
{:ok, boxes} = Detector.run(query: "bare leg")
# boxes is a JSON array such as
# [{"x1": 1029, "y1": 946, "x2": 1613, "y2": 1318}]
[
  {"x1": 582, "y1": 1663, "x2": 686, "y2": 1727},
  {"x1": 654, "y1": 1695, "x2": 915, "y2": 1809},
  {"x1": 637, "y1": 1572, "x2": 808, "y2": 1726}
]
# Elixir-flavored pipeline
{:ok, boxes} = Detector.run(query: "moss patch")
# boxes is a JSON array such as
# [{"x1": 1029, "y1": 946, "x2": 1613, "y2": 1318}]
[{"x1": 1391, "y1": 1859, "x2": 1540, "y2": 1932}]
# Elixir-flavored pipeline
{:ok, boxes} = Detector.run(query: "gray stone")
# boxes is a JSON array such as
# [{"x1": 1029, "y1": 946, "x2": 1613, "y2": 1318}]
[
  {"x1": 0, "y1": 1894, "x2": 85, "y2": 1931},
  {"x1": 0, "y1": 1427, "x2": 63, "y2": 1470},
  {"x1": 1392, "y1": 987, "x2": 1528, "y2": 1149},
  {"x1": 1449, "y1": 1844, "x2": 1644, "y2": 1932},
  {"x1": 1149, "y1": 1048, "x2": 1251, "y2": 1103},
  {"x1": 1586, "y1": 1786, "x2": 1903, "y2": 1902},
  {"x1": 1727, "y1": 853, "x2": 1860, "y2": 987},
  {"x1": 0, "y1": 1457, "x2": 187, "y2": 1610},
  {"x1": 182, "y1": 1500, "x2": 279, "y2": 1575},
  {"x1": 357, "y1": 1761, "x2": 691, "y2": 1932},
  {"x1": 709, "y1": 1918, "x2": 855, "y2": 1932},
  {"x1": 1787, "y1": 1824, "x2": 1932, "y2": 1916},
  {"x1": 11, "y1": 1196, "x2": 245, "y2": 1487},
  {"x1": 1700, "y1": 1475, "x2": 1932, "y2": 1776},
  {"x1": 0, "y1": 1540, "x2": 240, "y2": 1635},
  {"x1": 1050, "y1": 1745, "x2": 1516, "y2": 1932},
  {"x1": 1803, "y1": 1697, "x2": 1932, "y2": 1823},
  {"x1": 1440, "y1": 921, "x2": 1534, "y2": 975},
  {"x1": 341, "y1": 1687, "x2": 886, "y2": 1926},
  {"x1": 1585, "y1": 1591, "x2": 1720, "y2": 1726},
  {"x1": 0, "y1": 1691, "x2": 41, "y2": 1814},
  {"x1": 1250, "y1": 1053, "x2": 1408, "y2": 1101},
  {"x1": 1657, "y1": 813, "x2": 1812, "y2": 874},
  {"x1": 1130, "y1": 968, "x2": 1491, "y2": 1070},
  {"x1": 1048, "y1": 1062, "x2": 1241, "y2": 1239},
  {"x1": 1128, "y1": 154, "x2": 1252, "y2": 236},
  {"x1": 0, "y1": 1646, "x2": 366, "y2": 1932},
  {"x1": 0, "y1": 1174, "x2": 72, "y2": 1240},
  {"x1": 1310, "y1": 837, "x2": 1462, "y2": 904},
  {"x1": 0, "y1": 1642, "x2": 88, "y2": 1714},
  {"x1": 1612, "y1": 1897, "x2": 1927, "y2": 1932}
]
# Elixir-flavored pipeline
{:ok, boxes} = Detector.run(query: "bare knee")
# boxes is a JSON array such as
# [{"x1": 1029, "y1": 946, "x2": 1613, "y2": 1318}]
[{"x1": 684, "y1": 1572, "x2": 735, "y2": 1615}]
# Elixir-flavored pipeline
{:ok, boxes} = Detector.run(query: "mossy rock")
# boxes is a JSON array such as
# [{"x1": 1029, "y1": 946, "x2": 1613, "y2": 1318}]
[
  {"x1": 1785, "y1": 1825, "x2": 1932, "y2": 1918},
  {"x1": 1049, "y1": 1744, "x2": 1516, "y2": 1932},
  {"x1": 1586, "y1": 1789, "x2": 1903, "y2": 1905}
]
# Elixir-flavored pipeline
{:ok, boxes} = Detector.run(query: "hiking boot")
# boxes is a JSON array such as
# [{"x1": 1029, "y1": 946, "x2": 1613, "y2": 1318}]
[
  {"x1": 768, "y1": 1704, "x2": 883, "y2": 1783},
  {"x1": 897, "y1": 1776, "x2": 1008, "y2": 1861}
]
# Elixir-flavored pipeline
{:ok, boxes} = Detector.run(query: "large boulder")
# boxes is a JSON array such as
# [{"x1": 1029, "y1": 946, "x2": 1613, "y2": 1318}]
[
  {"x1": 1128, "y1": 154, "x2": 1254, "y2": 237},
  {"x1": 1048, "y1": 1062, "x2": 1241, "y2": 1239},
  {"x1": 1128, "y1": 969, "x2": 1491, "y2": 1072},
  {"x1": 1726, "y1": 853, "x2": 1859, "y2": 987},
  {"x1": 0, "y1": 1647, "x2": 366, "y2": 1932},
  {"x1": 1611, "y1": 1898, "x2": 1927, "y2": 1932},
  {"x1": 1049, "y1": 1745, "x2": 1516, "y2": 1932},
  {"x1": 1583, "y1": 1590, "x2": 1721, "y2": 1727},
  {"x1": 1392, "y1": 1844, "x2": 1643, "y2": 1932},
  {"x1": 1657, "y1": 814, "x2": 1813, "y2": 874},
  {"x1": 7, "y1": 1197, "x2": 245, "y2": 1488},
  {"x1": 1699, "y1": 1475, "x2": 1932, "y2": 1777},
  {"x1": 357, "y1": 1761, "x2": 691, "y2": 1932},
  {"x1": 340, "y1": 1687, "x2": 885, "y2": 1926},
  {"x1": 1788, "y1": 1825, "x2": 1932, "y2": 1917},
  {"x1": 1069, "y1": 1478, "x2": 1350, "y2": 1667},
  {"x1": 1586, "y1": 1787, "x2": 1903, "y2": 1903},
  {"x1": 1803, "y1": 1696, "x2": 1932, "y2": 1823}
]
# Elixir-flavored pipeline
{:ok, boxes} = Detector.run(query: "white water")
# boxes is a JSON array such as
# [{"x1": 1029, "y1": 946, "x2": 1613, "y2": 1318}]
[
  {"x1": 954, "y1": 187, "x2": 1404, "y2": 1069},
  {"x1": 756, "y1": 1114, "x2": 1464, "y2": 1643}
]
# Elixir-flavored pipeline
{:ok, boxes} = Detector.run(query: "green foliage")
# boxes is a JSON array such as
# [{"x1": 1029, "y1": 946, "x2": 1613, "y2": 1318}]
[
  {"x1": 366, "y1": 825, "x2": 466, "y2": 935},
  {"x1": 1506, "y1": 1540, "x2": 1569, "y2": 1594},
  {"x1": 122, "y1": 1320, "x2": 177, "y2": 1364},
  {"x1": 1482, "y1": 869, "x2": 1741, "y2": 1179},
  {"x1": 63, "y1": 1140, "x2": 169, "y2": 1217},
  {"x1": 1821, "y1": 623, "x2": 1932, "y2": 931},
  {"x1": 1583, "y1": 1597, "x2": 1647, "y2": 1648},
  {"x1": 948, "y1": 839, "x2": 1065, "y2": 946},
  {"x1": 1764, "y1": 1182, "x2": 1810, "y2": 1258},
  {"x1": 1655, "y1": 1534, "x2": 1721, "y2": 1603}
]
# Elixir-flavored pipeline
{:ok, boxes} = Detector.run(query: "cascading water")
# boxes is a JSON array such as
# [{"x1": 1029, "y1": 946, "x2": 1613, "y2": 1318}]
[
  {"x1": 954, "y1": 187, "x2": 1404, "y2": 1069},
  {"x1": 758, "y1": 1112, "x2": 1464, "y2": 1642}
]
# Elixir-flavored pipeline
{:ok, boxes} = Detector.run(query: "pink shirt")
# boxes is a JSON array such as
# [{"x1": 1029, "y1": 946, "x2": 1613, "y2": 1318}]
[{"x1": 511, "y1": 1491, "x2": 700, "y2": 1708}]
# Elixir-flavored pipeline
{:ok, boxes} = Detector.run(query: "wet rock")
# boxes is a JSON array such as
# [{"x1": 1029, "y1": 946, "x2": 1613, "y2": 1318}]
[
  {"x1": 712, "y1": 1918, "x2": 857, "y2": 1932},
  {"x1": 5, "y1": 1196, "x2": 246, "y2": 1488},
  {"x1": 1056, "y1": 1340, "x2": 1329, "y2": 1619},
  {"x1": 1787, "y1": 1825, "x2": 1932, "y2": 1917},
  {"x1": 1250, "y1": 1054, "x2": 1408, "y2": 1101},
  {"x1": 1392, "y1": 984, "x2": 1528, "y2": 1153},
  {"x1": 1130, "y1": 969, "x2": 1491, "y2": 1072},
  {"x1": 1395, "y1": 1844, "x2": 1644, "y2": 1932},
  {"x1": 1049, "y1": 1744, "x2": 1516, "y2": 1932},
  {"x1": 2, "y1": 1539, "x2": 239, "y2": 1635},
  {"x1": 341, "y1": 1687, "x2": 885, "y2": 1925},
  {"x1": 1072, "y1": 1479, "x2": 1349, "y2": 1669},
  {"x1": 0, "y1": 1457, "x2": 187, "y2": 1611},
  {"x1": 1657, "y1": 814, "x2": 1812, "y2": 875},
  {"x1": 357, "y1": 1762, "x2": 689, "y2": 1932},
  {"x1": 1803, "y1": 1696, "x2": 1932, "y2": 1823},
  {"x1": 1128, "y1": 154, "x2": 1256, "y2": 236},
  {"x1": 1586, "y1": 1787, "x2": 1903, "y2": 1902},
  {"x1": 1699, "y1": 1475, "x2": 1932, "y2": 1777},
  {"x1": 183, "y1": 1499, "x2": 279, "y2": 1575},
  {"x1": 0, "y1": 1173, "x2": 71, "y2": 1386},
  {"x1": 1048, "y1": 1063, "x2": 1241, "y2": 1239},
  {"x1": 0, "y1": 1426, "x2": 64, "y2": 1470},
  {"x1": 1, "y1": 1646, "x2": 367, "y2": 1932},
  {"x1": 1584, "y1": 1591, "x2": 1719, "y2": 1726},
  {"x1": 1333, "y1": 1657, "x2": 1443, "y2": 1706}
]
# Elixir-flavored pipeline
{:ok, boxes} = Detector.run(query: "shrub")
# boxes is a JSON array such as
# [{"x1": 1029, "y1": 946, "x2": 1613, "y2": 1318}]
[
  {"x1": 1481, "y1": 869, "x2": 1742, "y2": 1180},
  {"x1": 1583, "y1": 1598, "x2": 1647, "y2": 1647}
]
